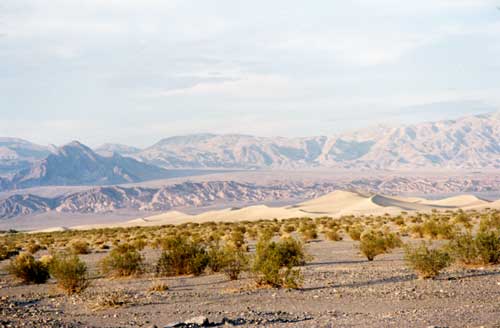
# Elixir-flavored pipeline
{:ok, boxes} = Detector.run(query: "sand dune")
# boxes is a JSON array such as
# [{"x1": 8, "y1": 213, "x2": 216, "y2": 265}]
[
  {"x1": 425, "y1": 195, "x2": 488, "y2": 207},
  {"x1": 115, "y1": 191, "x2": 497, "y2": 228},
  {"x1": 31, "y1": 190, "x2": 498, "y2": 232}
]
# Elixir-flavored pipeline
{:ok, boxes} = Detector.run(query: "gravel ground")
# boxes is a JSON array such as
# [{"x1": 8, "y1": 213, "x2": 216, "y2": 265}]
[{"x1": 1, "y1": 239, "x2": 499, "y2": 328}]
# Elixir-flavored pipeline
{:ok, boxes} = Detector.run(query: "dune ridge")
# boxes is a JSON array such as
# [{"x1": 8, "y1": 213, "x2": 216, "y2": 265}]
[{"x1": 36, "y1": 190, "x2": 498, "y2": 232}]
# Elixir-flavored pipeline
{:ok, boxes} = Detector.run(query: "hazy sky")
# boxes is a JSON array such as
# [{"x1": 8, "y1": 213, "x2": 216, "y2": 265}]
[{"x1": 1, "y1": 0, "x2": 500, "y2": 147}]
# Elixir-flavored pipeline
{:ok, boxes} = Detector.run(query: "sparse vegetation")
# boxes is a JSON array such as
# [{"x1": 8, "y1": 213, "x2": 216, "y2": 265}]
[
  {"x1": 253, "y1": 236, "x2": 306, "y2": 288},
  {"x1": 404, "y1": 243, "x2": 452, "y2": 279},
  {"x1": 49, "y1": 251, "x2": 90, "y2": 295},
  {"x1": 100, "y1": 244, "x2": 144, "y2": 277},
  {"x1": 69, "y1": 240, "x2": 91, "y2": 254},
  {"x1": 7, "y1": 253, "x2": 50, "y2": 284},
  {"x1": 155, "y1": 236, "x2": 209, "y2": 276},
  {"x1": 359, "y1": 230, "x2": 402, "y2": 261}
]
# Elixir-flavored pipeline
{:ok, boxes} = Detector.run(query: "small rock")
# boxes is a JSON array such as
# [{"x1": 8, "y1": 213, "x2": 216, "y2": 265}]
[{"x1": 184, "y1": 316, "x2": 209, "y2": 325}]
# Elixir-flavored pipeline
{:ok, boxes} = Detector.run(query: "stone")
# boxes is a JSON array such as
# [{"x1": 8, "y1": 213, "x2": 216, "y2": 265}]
[{"x1": 184, "y1": 316, "x2": 209, "y2": 325}]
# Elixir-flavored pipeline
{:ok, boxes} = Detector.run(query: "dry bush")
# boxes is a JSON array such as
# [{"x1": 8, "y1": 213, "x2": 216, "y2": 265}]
[
  {"x1": 26, "y1": 242, "x2": 43, "y2": 254},
  {"x1": 7, "y1": 253, "x2": 50, "y2": 284},
  {"x1": 0, "y1": 243, "x2": 19, "y2": 261},
  {"x1": 88, "y1": 290, "x2": 131, "y2": 310},
  {"x1": 404, "y1": 243, "x2": 451, "y2": 279},
  {"x1": 219, "y1": 245, "x2": 249, "y2": 280},
  {"x1": 49, "y1": 252, "x2": 90, "y2": 295},
  {"x1": 347, "y1": 225, "x2": 363, "y2": 241},
  {"x1": 419, "y1": 219, "x2": 457, "y2": 240},
  {"x1": 70, "y1": 240, "x2": 91, "y2": 255},
  {"x1": 325, "y1": 230, "x2": 343, "y2": 241},
  {"x1": 148, "y1": 281, "x2": 169, "y2": 293},
  {"x1": 100, "y1": 244, "x2": 144, "y2": 277}
]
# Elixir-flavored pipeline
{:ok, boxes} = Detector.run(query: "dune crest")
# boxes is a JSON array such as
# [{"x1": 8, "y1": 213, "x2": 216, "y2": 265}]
[{"x1": 32, "y1": 190, "x2": 499, "y2": 232}]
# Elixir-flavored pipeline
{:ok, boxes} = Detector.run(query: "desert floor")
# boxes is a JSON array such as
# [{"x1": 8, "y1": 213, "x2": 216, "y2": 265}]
[{"x1": 1, "y1": 237, "x2": 499, "y2": 328}]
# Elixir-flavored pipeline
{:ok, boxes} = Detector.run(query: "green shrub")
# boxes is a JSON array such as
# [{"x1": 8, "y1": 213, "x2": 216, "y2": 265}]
[
  {"x1": 7, "y1": 253, "x2": 50, "y2": 284},
  {"x1": 359, "y1": 230, "x2": 401, "y2": 261},
  {"x1": 100, "y1": 244, "x2": 143, "y2": 277},
  {"x1": 404, "y1": 243, "x2": 451, "y2": 279},
  {"x1": 420, "y1": 220, "x2": 457, "y2": 240},
  {"x1": 447, "y1": 233, "x2": 479, "y2": 266},
  {"x1": 475, "y1": 231, "x2": 500, "y2": 264},
  {"x1": 448, "y1": 231, "x2": 500, "y2": 265},
  {"x1": 253, "y1": 236, "x2": 306, "y2": 288},
  {"x1": 156, "y1": 236, "x2": 208, "y2": 276},
  {"x1": 49, "y1": 252, "x2": 90, "y2": 295},
  {"x1": 220, "y1": 246, "x2": 249, "y2": 280}
]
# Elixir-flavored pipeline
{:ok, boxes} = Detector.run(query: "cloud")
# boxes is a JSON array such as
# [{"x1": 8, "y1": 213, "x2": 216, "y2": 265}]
[{"x1": 0, "y1": 0, "x2": 499, "y2": 145}]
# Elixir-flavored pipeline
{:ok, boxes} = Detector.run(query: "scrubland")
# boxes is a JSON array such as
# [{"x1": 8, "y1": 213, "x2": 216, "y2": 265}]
[{"x1": 0, "y1": 208, "x2": 499, "y2": 327}]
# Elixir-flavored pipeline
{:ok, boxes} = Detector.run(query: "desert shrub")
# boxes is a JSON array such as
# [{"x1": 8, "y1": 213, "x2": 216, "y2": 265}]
[
  {"x1": 253, "y1": 236, "x2": 306, "y2": 288},
  {"x1": 479, "y1": 213, "x2": 500, "y2": 232},
  {"x1": 156, "y1": 236, "x2": 208, "y2": 276},
  {"x1": 448, "y1": 231, "x2": 500, "y2": 265},
  {"x1": 219, "y1": 245, "x2": 249, "y2": 280},
  {"x1": 26, "y1": 242, "x2": 42, "y2": 254},
  {"x1": 404, "y1": 243, "x2": 451, "y2": 279},
  {"x1": 206, "y1": 242, "x2": 226, "y2": 273},
  {"x1": 447, "y1": 233, "x2": 480, "y2": 265},
  {"x1": 358, "y1": 230, "x2": 401, "y2": 261},
  {"x1": 131, "y1": 238, "x2": 147, "y2": 251},
  {"x1": 7, "y1": 253, "x2": 50, "y2": 284},
  {"x1": 70, "y1": 240, "x2": 91, "y2": 254},
  {"x1": 227, "y1": 230, "x2": 246, "y2": 250},
  {"x1": 301, "y1": 228, "x2": 318, "y2": 242},
  {"x1": 49, "y1": 252, "x2": 90, "y2": 295},
  {"x1": 475, "y1": 231, "x2": 500, "y2": 264},
  {"x1": 325, "y1": 230, "x2": 343, "y2": 241},
  {"x1": 348, "y1": 225, "x2": 363, "y2": 241},
  {"x1": 420, "y1": 219, "x2": 457, "y2": 240},
  {"x1": 148, "y1": 281, "x2": 169, "y2": 293},
  {"x1": 100, "y1": 244, "x2": 143, "y2": 277},
  {"x1": 0, "y1": 243, "x2": 19, "y2": 261},
  {"x1": 453, "y1": 212, "x2": 473, "y2": 230},
  {"x1": 89, "y1": 290, "x2": 131, "y2": 310}
]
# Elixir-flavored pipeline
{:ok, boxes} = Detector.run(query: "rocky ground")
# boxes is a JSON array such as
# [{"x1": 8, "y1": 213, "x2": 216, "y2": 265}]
[{"x1": 1, "y1": 238, "x2": 499, "y2": 328}]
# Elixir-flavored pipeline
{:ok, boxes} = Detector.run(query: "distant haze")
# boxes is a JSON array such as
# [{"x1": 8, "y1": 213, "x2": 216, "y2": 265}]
[{"x1": 1, "y1": 1, "x2": 500, "y2": 147}]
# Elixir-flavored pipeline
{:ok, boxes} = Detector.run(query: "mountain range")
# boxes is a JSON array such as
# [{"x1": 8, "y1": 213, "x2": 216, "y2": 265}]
[
  {"x1": 0, "y1": 141, "x2": 171, "y2": 191},
  {"x1": 102, "y1": 112, "x2": 500, "y2": 169},
  {"x1": 0, "y1": 113, "x2": 498, "y2": 193},
  {"x1": 1, "y1": 175, "x2": 499, "y2": 220}
]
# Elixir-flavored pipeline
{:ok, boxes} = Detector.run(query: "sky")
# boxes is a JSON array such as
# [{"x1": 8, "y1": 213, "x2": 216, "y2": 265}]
[{"x1": 1, "y1": 0, "x2": 500, "y2": 147}]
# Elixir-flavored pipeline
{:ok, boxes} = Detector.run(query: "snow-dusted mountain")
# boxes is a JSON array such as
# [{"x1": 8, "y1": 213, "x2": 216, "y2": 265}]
[{"x1": 131, "y1": 112, "x2": 499, "y2": 169}]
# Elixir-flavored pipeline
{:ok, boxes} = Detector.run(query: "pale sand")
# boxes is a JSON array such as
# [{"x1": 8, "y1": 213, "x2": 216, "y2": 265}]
[{"x1": 36, "y1": 190, "x2": 498, "y2": 232}]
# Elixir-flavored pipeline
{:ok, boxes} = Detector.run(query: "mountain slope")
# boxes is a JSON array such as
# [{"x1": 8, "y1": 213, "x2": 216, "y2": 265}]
[
  {"x1": 0, "y1": 138, "x2": 52, "y2": 176},
  {"x1": 137, "y1": 134, "x2": 327, "y2": 169},
  {"x1": 95, "y1": 143, "x2": 142, "y2": 157},
  {"x1": 130, "y1": 112, "x2": 499, "y2": 169},
  {"x1": 7, "y1": 141, "x2": 171, "y2": 190},
  {"x1": 1, "y1": 175, "x2": 498, "y2": 220}
]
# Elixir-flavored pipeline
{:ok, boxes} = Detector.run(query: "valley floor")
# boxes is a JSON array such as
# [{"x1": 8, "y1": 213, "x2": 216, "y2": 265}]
[{"x1": 1, "y1": 237, "x2": 499, "y2": 327}]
